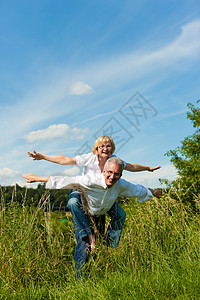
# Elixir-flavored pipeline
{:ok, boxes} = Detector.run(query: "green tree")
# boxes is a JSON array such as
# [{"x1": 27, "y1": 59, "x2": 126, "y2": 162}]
[{"x1": 164, "y1": 100, "x2": 200, "y2": 210}]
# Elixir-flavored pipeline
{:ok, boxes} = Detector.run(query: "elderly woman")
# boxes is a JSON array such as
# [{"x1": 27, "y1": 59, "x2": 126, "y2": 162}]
[{"x1": 28, "y1": 136, "x2": 161, "y2": 278}]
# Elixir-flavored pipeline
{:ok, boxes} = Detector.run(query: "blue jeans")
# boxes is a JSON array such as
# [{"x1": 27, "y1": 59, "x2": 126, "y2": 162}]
[
  {"x1": 67, "y1": 191, "x2": 126, "y2": 279},
  {"x1": 105, "y1": 202, "x2": 126, "y2": 248}
]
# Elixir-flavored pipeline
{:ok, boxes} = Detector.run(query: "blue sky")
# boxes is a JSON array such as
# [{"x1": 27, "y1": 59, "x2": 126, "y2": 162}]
[{"x1": 0, "y1": 0, "x2": 200, "y2": 188}]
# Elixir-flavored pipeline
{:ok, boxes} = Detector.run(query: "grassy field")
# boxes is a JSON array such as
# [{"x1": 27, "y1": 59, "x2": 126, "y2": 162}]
[{"x1": 0, "y1": 188, "x2": 199, "y2": 299}]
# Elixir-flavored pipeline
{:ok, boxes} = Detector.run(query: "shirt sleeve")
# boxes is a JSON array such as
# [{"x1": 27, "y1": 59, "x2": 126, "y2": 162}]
[
  {"x1": 76, "y1": 153, "x2": 96, "y2": 167},
  {"x1": 118, "y1": 179, "x2": 153, "y2": 202},
  {"x1": 46, "y1": 175, "x2": 90, "y2": 190}
]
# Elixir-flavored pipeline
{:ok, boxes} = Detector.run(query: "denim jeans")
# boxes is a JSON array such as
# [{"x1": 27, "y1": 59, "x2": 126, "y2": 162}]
[
  {"x1": 67, "y1": 191, "x2": 126, "y2": 279},
  {"x1": 105, "y1": 202, "x2": 126, "y2": 248}
]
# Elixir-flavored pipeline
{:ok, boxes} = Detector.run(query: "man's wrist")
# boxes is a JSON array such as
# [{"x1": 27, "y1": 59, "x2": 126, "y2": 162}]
[
  {"x1": 39, "y1": 176, "x2": 49, "y2": 182},
  {"x1": 149, "y1": 188, "x2": 153, "y2": 195},
  {"x1": 149, "y1": 188, "x2": 162, "y2": 198}
]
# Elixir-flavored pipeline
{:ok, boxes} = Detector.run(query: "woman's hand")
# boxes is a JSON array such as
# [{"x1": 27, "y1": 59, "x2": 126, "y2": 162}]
[
  {"x1": 148, "y1": 165, "x2": 161, "y2": 172},
  {"x1": 27, "y1": 150, "x2": 43, "y2": 160}
]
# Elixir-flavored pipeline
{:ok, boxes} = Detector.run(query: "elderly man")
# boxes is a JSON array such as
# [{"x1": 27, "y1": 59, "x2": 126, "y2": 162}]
[{"x1": 23, "y1": 157, "x2": 162, "y2": 279}]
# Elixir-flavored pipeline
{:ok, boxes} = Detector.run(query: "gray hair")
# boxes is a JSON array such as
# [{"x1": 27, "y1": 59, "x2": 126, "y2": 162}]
[{"x1": 104, "y1": 157, "x2": 124, "y2": 173}]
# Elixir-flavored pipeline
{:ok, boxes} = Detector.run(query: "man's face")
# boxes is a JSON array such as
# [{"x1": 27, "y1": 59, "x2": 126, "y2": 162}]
[{"x1": 103, "y1": 162, "x2": 122, "y2": 188}]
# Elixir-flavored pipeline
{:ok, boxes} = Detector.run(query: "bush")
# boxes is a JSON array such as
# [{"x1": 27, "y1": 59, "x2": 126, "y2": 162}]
[{"x1": 161, "y1": 100, "x2": 200, "y2": 210}]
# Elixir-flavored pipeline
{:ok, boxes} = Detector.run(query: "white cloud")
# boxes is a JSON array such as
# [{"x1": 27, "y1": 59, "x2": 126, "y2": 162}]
[
  {"x1": 69, "y1": 81, "x2": 94, "y2": 95},
  {"x1": 141, "y1": 19, "x2": 200, "y2": 66},
  {"x1": 86, "y1": 19, "x2": 200, "y2": 86},
  {"x1": 24, "y1": 124, "x2": 89, "y2": 142},
  {"x1": 62, "y1": 166, "x2": 81, "y2": 176},
  {"x1": 0, "y1": 168, "x2": 21, "y2": 178}
]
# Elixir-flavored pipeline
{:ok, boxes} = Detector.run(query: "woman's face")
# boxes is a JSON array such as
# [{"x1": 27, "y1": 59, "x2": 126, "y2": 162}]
[{"x1": 97, "y1": 141, "x2": 113, "y2": 158}]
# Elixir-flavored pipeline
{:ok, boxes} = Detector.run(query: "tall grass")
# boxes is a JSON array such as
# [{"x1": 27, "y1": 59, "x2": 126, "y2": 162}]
[{"x1": 0, "y1": 187, "x2": 199, "y2": 299}]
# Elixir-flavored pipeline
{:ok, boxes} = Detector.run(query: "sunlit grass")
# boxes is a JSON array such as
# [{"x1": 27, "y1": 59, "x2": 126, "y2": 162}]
[{"x1": 0, "y1": 187, "x2": 199, "y2": 299}]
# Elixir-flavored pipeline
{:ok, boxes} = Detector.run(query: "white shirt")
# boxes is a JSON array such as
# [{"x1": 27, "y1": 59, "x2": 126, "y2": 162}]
[
  {"x1": 76, "y1": 153, "x2": 126, "y2": 176},
  {"x1": 46, "y1": 173, "x2": 153, "y2": 216}
]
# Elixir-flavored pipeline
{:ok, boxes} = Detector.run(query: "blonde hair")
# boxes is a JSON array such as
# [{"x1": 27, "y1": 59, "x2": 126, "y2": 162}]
[{"x1": 92, "y1": 136, "x2": 115, "y2": 155}]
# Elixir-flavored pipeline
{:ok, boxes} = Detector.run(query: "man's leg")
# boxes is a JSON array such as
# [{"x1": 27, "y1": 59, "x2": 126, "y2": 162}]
[
  {"x1": 67, "y1": 191, "x2": 91, "y2": 280},
  {"x1": 73, "y1": 223, "x2": 90, "y2": 280},
  {"x1": 67, "y1": 192, "x2": 106, "y2": 278},
  {"x1": 105, "y1": 202, "x2": 126, "y2": 248},
  {"x1": 67, "y1": 191, "x2": 92, "y2": 238}
]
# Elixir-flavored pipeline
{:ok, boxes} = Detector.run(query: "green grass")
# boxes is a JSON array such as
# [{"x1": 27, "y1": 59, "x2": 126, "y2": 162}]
[{"x1": 0, "y1": 189, "x2": 199, "y2": 299}]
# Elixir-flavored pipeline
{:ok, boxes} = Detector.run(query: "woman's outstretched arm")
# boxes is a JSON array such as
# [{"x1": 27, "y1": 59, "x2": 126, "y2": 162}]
[
  {"x1": 27, "y1": 150, "x2": 76, "y2": 165},
  {"x1": 124, "y1": 163, "x2": 161, "y2": 172}
]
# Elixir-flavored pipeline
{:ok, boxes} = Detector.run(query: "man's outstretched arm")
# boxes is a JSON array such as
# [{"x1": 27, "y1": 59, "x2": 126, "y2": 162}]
[
  {"x1": 119, "y1": 179, "x2": 162, "y2": 203},
  {"x1": 22, "y1": 174, "x2": 90, "y2": 191},
  {"x1": 23, "y1": 174, "x2": 50, "y2": 183}
]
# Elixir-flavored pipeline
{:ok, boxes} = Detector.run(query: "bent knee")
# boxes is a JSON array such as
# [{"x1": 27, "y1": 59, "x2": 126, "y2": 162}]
[
  {"x1": 121, "y1": 210, "x2": 126, "y2": 220},
  {"x1": 67, "y1": 197, "x2": 80, "y2": 210},
  {"x1": 118, "y1": 208, "x2": 126, "y2": 221}
]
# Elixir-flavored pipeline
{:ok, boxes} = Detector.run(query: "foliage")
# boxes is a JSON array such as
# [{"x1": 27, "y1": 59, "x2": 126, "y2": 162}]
[
  {"x1": 0, "y1": 183, "x2": 71, "y2": 211},
  {"x1": 163, "y1": 100, "x2": 200, "y2": 210}
]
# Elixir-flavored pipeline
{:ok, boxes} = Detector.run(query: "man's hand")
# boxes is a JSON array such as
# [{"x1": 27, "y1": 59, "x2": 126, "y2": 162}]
[
  {"x1": 22, "y1": 173, "x2": 39, "y2": 183},
  {"x1": 151, "y1": 189, "x2": 162, "y2": 198},
  {"x1": 27, "y1": 150, "x2": 43, "y2": 160},
  {"x1": 22, "y1": 174, "x2": 49, "y2": 183},
  {"x1": 148, "y1": 165, "x2": 161, "y2": 172}
]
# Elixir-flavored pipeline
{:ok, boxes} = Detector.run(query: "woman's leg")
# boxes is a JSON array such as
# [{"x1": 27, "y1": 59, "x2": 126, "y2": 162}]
[{"x1": 105, "y1": 202, "x2": 126, "y2": 248}]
